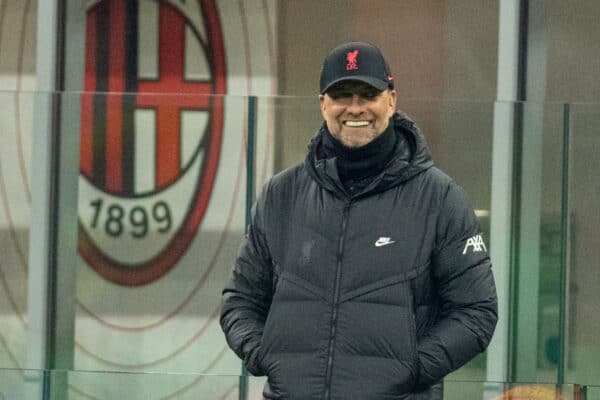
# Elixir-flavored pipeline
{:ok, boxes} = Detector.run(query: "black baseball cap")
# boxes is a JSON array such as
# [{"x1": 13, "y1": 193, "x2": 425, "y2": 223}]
[{"x1": 319, "y1": 41, "x2": 394, "y2": 94}]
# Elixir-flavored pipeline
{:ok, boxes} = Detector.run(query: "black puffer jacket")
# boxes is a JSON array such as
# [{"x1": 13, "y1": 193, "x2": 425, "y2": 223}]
[{"x1": 221, "y1": 113, "x2": 497, "y2": 400}]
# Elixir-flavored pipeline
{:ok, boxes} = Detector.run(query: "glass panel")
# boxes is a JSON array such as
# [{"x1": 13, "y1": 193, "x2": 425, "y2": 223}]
[
  {"x1": 52, "y1": 369, "x2": 240, "y2": 399},
  {"x1": 0, "y1": 368, "x2": 44, "y2": 399},
  {"x1": 534, "y1": 103, "x2": 568, "y2": 382},
  {"x1": 248, "y1": 376, "x2": 267, "y2": 400},
  {"x1": 0, "y1": 370, "x2": 592, "y2": 400},
  {"x1": 586, "y1": 385, "x2": 600, "y2": 400},
  {"x1": 265, "y1": 95, "x2": 321, "y2": 173},
  {"x1": 402, "y1": 99, "x2": 493, "y2": 214},
  {"x1": 71, "y1": 93, "x2": 248, "y2": 376},
  {"x1": 513, "y1": 102, "x2": 567, "y2": 382},
  {"x1": 565, "y1": 104, "x2": 600, "y2": 385},
  {"x1": 7, "y1": 91, "x2": 598, "y2": 395},
  {"x1": 0, "y1": 91, "x2": 34, "y2": 370}
]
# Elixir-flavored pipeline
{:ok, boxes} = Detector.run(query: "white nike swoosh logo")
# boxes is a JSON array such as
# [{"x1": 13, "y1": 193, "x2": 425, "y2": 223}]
[{"x1": 375, "y1": 238, "x2": 395, "y2": 247}]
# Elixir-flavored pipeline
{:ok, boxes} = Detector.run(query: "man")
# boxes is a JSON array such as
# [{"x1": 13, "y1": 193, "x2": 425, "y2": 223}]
[{"x1": 220, "y1": 41, "x2": 497, "y2": 400}]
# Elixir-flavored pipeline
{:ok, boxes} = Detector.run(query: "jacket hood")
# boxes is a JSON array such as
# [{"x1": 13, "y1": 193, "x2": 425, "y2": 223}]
[{"x1": 305, "y1": 111, "x2": 434, "y2": 198}]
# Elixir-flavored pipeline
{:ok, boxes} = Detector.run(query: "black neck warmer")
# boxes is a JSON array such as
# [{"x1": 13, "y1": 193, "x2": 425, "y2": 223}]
[{"x1": 320, "y1": 119, "x2": 397, "y2": 190}]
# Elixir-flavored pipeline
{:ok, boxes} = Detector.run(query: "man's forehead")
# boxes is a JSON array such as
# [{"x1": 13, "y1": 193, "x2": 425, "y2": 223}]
[{"x1": 326, "y1": 80, "x2": 382, "y2": 93}]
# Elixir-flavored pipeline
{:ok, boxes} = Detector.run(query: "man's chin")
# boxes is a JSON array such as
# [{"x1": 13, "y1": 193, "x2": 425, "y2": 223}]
[
  {"x1": 339, "y1": 132, "x2": 376, "y2": 148},
  {"x1": 340, "y1": 141, "x2": 366, "y2": 149}
]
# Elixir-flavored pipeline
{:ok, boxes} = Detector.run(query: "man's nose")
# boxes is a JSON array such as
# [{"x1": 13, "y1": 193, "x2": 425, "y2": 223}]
[{"x1": 346, "y1": 94, "x2": 365, "y2": 114}]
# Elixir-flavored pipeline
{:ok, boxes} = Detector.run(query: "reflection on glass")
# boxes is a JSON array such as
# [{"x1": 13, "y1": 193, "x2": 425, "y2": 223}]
[
  {"x1": 1, "y1": 89, "x2": 598, "y2": 398},
  {"x1": 566, "y1": 104, "x2": 600, "y2": 386},
  {"x1": 0, "y1": 92, "x2": 32, "y2": 371},
  {"x1": 73, "y1": 94, "x2": 250, "y2": 378}
]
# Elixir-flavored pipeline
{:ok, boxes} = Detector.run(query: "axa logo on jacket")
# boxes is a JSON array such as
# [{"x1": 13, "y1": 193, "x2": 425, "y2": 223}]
[{"x1": 462, "y1": 234, "x2": 487, "y2": 254}]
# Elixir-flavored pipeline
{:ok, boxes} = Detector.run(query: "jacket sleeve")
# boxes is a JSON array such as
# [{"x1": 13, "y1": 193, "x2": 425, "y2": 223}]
[
  {"x1": 416, "y1": 182, "x2": 498, "y2": 387},
  {"x1": 220, "y1": 184, "x2": 274, "y2": 376}
]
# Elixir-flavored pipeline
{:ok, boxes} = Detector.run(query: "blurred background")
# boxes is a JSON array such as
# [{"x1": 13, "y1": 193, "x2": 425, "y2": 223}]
[{"x1": 0, "y1": 0, "x2": 598, "y2": 398}]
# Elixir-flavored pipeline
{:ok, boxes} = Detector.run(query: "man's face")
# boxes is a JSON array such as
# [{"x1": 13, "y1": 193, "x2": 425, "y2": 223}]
[{"x1": 319, "y1": 80, "x2": 397, "y2": 148}]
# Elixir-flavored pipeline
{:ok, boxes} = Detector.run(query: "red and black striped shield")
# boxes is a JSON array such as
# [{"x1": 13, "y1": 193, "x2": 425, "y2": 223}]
[{"x1": 78, "y1": 0, "x2": 226, "y2": 286}]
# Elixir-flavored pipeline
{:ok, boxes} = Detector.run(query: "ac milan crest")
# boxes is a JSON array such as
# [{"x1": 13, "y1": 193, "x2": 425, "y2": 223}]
[{"x1": 78, "y1": 0, "x2": 226, "y2": 286}]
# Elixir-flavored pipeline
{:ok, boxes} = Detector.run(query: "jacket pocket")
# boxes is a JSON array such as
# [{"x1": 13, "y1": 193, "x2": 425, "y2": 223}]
[
  {"x1": 257, "y1": 272, "x2": 327, "y2": 371},
  {"x1": 335, "y1": 264, "x2": 428, "y2": 391},
  {"x1": 405, "y1": 281, "x2": 419, "y2": 365},
  {"x1": 257, "y1": 275, "x2": 284, "y2": 370},
  {"x1": 335, "y1": 288, "x2": 419, "y2": 396}
]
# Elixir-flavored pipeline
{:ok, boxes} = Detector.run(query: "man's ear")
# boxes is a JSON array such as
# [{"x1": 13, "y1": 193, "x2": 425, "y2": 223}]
[
  {"x1": 388, "y1": 90, "x2": 397, "y2": 115},
  {"x1": 319, "y1": 94, "x2": 326, "y2": 115}
]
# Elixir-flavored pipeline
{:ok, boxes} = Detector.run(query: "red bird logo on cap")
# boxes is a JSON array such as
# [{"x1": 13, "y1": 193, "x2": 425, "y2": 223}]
[{"x1": 346, "y1": 50, "x2": 359, "y2": 71}]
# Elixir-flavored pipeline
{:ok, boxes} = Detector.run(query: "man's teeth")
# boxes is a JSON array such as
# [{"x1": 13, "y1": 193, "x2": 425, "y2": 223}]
[{"x1": 344, "y1": 121, "x2": 369, "y2": 127}]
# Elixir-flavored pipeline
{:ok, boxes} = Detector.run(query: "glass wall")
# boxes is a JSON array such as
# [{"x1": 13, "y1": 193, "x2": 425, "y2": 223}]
[
  {"x1": 6, "y1": 91, "x2": 597, "y2": 398},
  {"x1": 1, "y1": 0, "x2": 600, "y2": 398},
  {"x1": 565, "y1": 104, "x2": 600, "y2": 386},
  {"x1": 0, "y1": 91, "x2": 32, "y2": 370}
]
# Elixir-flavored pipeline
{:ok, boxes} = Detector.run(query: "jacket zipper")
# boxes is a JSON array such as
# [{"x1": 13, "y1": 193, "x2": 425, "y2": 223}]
[{"x1": 323, "y1": 201, "x2": 351, "y2": 400}]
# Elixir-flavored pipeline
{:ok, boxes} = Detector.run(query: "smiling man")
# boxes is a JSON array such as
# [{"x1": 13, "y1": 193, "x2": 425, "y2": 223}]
[{"x1": 221, "y1": 42, "x2": 498, "y2": 400}]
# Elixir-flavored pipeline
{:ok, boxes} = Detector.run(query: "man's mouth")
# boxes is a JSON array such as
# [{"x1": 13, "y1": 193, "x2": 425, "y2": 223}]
[{"x1": 343, "y1": 120, "x2": 370, "y2": 127}]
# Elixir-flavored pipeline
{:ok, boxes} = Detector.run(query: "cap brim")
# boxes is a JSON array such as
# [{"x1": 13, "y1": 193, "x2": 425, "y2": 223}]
[{"x1": 321, "y1": 76, "x2": 389, "y2": 94}]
